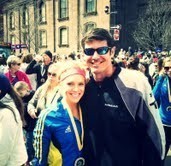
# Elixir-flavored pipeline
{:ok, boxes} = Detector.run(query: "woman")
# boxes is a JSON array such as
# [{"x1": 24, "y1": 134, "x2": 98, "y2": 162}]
[
  {"x1": 0, "y1": 74, "x2": 28, "y2": 165},
  {"x1": 153, "y1": 57, "x2": 171, "y2": 159},
  {"x1": 27, "y1": 63, "x2": 61, "y2": 164},
  {"x1": 4, "y1": 55, "x2": 32, "y2": 89},
  {"x1": 33, "y1": 61, "x2": 86, "y2": 166}
]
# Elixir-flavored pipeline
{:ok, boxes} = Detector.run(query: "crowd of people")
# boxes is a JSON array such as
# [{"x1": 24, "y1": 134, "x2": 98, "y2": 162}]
[{"x1": 0, "y1": 28, "x2": 170, "y2": 166}]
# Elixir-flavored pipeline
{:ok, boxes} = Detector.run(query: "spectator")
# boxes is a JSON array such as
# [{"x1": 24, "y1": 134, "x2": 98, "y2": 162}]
[
  {"x1": 14, "y1": 81, "x2": 35, "y2": 163},
  {"x1": 27, "y1": 63, "x2": 61, "y2": 165},
  {"x1": 0, "y1": 54, "x2": 7, "y2": 74},
  {"x1": 139, "y1": 62, "x2": 153, "y2": 88},
  {"x1": 0, "y1": 74, "x2": 28, "y2": 165},
  {"x1": 20, "y1": 53, "x2": 37, "y2": 90},
  {"x1": 153, "y1": 57, "x2": 171, "y2": 160},
  {"x1": 26, "y1": 50, "x2": 53, "y2": 89},
  {"x1": 5, "y1": 55, "x2": 32, "y2": 89}
]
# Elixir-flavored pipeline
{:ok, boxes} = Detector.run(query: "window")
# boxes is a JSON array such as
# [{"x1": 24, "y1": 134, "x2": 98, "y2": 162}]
[
  {"x1": 85, "y1": 0, "x2": 96, "y2": 13},
  {"x1": 59, "y1": 0, "x2": 69, "y2": 20},
  {"x1": 10, "y1": 35, "x2": 15, "y2": 44},
  {"x1": 22, "y1": 6, "x2": 28, "y2": 26},
  {"x1": 59, "y1": 27, "x2": 69, "y2": 47},
  {"x1": 23, "y1": 33, "x2": 28, "y2": 44},
  {"x1": 39, "y1": 1, "x2": 46, "y2": 23},
  {"x1": 84, "y1": 22, "x2": 96, "y2": 33},
  {"x1": 39, "y1": 30, "x2": 47, "y2": 47},
  {"x1": 9, "y1": 12, "x2": 15, "y2": 29}
]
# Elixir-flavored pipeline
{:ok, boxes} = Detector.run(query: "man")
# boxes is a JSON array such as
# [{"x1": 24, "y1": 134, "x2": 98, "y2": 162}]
[
  {"x1": 26, "y1": 50, "x2": 53, "y2": 89},
  {"x1": 80, "y1": 28, "x2": 165, "y2": 166}
]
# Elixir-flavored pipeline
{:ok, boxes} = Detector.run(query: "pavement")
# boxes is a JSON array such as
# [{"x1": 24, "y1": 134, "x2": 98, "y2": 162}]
[{"x1": 165, "y1": 149, "x2": 171, "y2": 166}]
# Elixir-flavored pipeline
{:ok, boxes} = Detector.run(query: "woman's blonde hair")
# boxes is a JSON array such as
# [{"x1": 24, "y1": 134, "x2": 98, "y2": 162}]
[
  {"x1": 163, "y1": 57, "x2": 171, "y2": 66},
  {"x1": 58, "y1": 61, "x2": 87, "y2": 82},
  {"x1": 7, "y1": 55, "x2": 21, "y2": 68},
  {"x1": 36, "y1": 63, "x2": 61, "y2": 109}
]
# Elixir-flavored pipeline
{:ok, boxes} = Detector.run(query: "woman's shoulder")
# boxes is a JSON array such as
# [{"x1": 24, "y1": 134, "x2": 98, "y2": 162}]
[
  {"x1": 0, "y1": 106, "x2": 21, "y2": 125},
  {"x1": 0, "y1": 95, "x2": 21, "y2": 119}
]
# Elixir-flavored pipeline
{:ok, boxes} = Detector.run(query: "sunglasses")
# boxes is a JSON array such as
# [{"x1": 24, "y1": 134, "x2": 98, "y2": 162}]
[
  {"x1": 13, "y1": 63, "x2": 21, "y2": 66},
  {"x1": 164, "y1": 66, "x2": 171, "y2": 70},
  {"x1": 84, "y1": 46, "x2": 111, "y2": 56},
  {"x1": 48, "y1": 72, "x2": 57, "y2": 77}
]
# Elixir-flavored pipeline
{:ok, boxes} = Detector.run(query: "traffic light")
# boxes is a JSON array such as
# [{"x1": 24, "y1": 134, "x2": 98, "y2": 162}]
[
  {"x1": 113, "y1": 29, "x2": 120, "y2": 41},
  {"x1": 104, "y1": 6, "x2": 109, "y2": 14}
]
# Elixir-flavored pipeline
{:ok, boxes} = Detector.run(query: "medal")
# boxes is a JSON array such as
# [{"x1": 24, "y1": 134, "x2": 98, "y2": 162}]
[
  {"x1": 166, "y1": 106, "x2": 171, "y2": 112},
  {"x1": 40, "y1": 78, "x2": 45, "y2": 83},
  {"x1": 74, "y1": 157, "x2": 85, "y2": 166},
  {"x1": 62, "y1": 99, "x2": 84, "y2": 151}
]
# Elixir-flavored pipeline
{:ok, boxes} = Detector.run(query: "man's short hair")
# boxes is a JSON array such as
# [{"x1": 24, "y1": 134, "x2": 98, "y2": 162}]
[{"x1": 81, "y1": 28, "x2": 115, "y2": 49}]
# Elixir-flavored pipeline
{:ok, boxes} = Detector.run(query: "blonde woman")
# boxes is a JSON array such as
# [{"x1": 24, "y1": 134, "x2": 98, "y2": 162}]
[
  {"x1": 27, "y1": 63, "x2": 61, "y2": 164},
  {"x1": 33, "y1": 61, "x2": 87, "y2": 166},
  {"x1": 5, "y1": 55, "x2": 32, "y2": 89},
  {"x1": 153, "y1": 57, "x2": 171, "y2": 159}
]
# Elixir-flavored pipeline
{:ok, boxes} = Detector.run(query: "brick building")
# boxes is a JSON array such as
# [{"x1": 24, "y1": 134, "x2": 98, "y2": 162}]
[
  {"x1": 1, "y1": 0, "x2": 110, "y2": 56},
  {"x1": 1, "y1": 0, "x2": 150, "y2": 56}
]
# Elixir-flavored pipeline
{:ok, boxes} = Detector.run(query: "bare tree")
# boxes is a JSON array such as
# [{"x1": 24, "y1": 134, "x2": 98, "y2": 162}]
[
  {"x1": 133, "y1": 0, "x2": 171, "y2": 50},
  {"x1": 6, "y1": 0, "x2": 39, "y2": 53}
]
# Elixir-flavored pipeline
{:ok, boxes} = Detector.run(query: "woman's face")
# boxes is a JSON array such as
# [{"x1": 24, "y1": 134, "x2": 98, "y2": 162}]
[
  {"x1": 11, "y1": 61, "x2": 21, "y2": 71},
  {"x1": 60, "y1": 74, "x2": 85, "y2": 106},
  {"x1": 47, "y1": 68, "x2": 58, "y2": 84},
  {"x1": 164, "y1": 61, "x2": 171, "y2": 77}
]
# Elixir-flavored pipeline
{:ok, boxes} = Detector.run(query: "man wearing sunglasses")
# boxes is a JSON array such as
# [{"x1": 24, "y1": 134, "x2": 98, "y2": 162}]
[
  {"x1": 80, "y1": 28, "x2": 165, "y2": 166},
  {"x1": 153, "y1": 57, "x2": 171, "y2": 162}
]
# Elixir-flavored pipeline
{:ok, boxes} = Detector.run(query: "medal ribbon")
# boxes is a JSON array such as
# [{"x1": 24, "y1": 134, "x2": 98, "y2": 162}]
[
  {"x1": 62, "y1": 99, "x2": 84, "y2": 151},
  {"x1": 41, "y1": 65, "x2": 46, "y2": 76}
]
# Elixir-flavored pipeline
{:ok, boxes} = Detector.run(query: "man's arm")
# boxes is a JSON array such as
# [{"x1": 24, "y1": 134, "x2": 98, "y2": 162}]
[{"x1": 26, "y1": 59, "x2": 39, "y2": 74}]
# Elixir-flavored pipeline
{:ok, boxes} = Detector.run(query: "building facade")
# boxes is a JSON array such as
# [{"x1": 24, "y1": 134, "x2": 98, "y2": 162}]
[
  {"x1": 1, "y1": 0, "x2": 151, "y2": 56},
  {"x1": 2, "y1": 0, "x2": 110, "y2": 56}
]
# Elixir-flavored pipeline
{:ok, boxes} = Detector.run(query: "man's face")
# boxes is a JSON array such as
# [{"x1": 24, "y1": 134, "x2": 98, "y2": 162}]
[
  {"x1": 43, "y1": 54, "x2": 51, "y2": 65},
  {"x1": 83, "y1": 40, "x2": 114, "y2": 75}
]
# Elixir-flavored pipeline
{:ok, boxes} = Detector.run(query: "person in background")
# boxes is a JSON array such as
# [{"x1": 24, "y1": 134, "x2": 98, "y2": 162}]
[
  {"x1": 139, "y1": 62, "x2": 153, "y2": 88},
  {"x1": 153, "y1": 57, "x2": 171, "y2": 161},
  {"x1": 20, "y1": 53, "x2": 37, "y2": 90},
  {"x1": 0, "y1": 74, "x2": 28, "y2": 165},
  {"x1": 14, "y1": 81, "x2": 35, "y2": 163},
  {"x1": 80, "y1": 28, "x2": 165, "y2": 166},
  {"x1": 33, "y1": 61, "x2": 86, "y2": 166},
  {"x1": 0, "y1": 54, "x2": 7, "y2": 74},
  {"x1": 27, "y1": 63, "x2": 61, "y2": 165},
  {"x1": 127, "y1": 56, "x2": 140, "y2": 70},
  {"x1": 152, "y1": 58, "x2": 164, "y2": 87},
  {"x1": 5, "y1": 55, "x2": 32, "y2": 89},
  {"x1": 26, "y1": 50, "x2": 53, "y2": 89}
]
